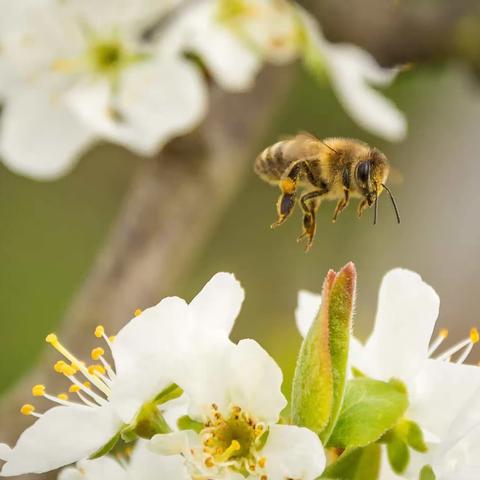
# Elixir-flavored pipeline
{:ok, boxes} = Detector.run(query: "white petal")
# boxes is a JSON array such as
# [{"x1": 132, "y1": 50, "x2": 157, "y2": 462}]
[
  {"x1": 261, "y1": 424, "x2": 326, "y2": 480},
  {"x1": 363, "y1": 269, "x2": 439, "y2": 384},
  {"x1": 0, "y1": 88, "x2": 95, "y2": 180},
  {"x1": 161, "y1": 0, "x2": 261, "y2": 91},
  {"x1": 149, "y1": 431, "x2": 200, "y2": 457},
  {"x1": 109, "y1": 297, "x2": 189, "y2": 423},
  {"x1": 409, "y1": 360, "x2": 480, "y2": 441},
  {"x1": 69, "y1": 457, "x2": 127, "y2": 480},
  {"x1": 129, "y1": 440, "x2": 189, "y2": 480},
  {"x1": 66, "y1": 56, "x2": 207, "y2": 156},
  {"x1": 0, "y1": 443, "x2": 11, "y2": 461},
  {"x1": 1, "y1": 405, "x2": 121, "y2": 476},
  {"x1": 58, "y1": 467, "x2": 83, "y2": 480},
  {"x1": 295, "y1": 290, "x2": 321, "y2": 338},
  {"x1": 228, "y1": 339, "x2": 287, "y2": 422},
  {"x1": 299, "y1": 9, "x2": 406, "y2": 142},
  {"x1": 324, "y1": 42, "x2": 407, "y2": 142},
  {"x1": 189, "y1": 272, "x2": 244, "y2": 336}
]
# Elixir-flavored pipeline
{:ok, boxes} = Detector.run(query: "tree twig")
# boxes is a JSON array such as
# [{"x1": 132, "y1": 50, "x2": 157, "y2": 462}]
[{"x1": 0, "y1": 67, "x2": 294, "y2": 477}]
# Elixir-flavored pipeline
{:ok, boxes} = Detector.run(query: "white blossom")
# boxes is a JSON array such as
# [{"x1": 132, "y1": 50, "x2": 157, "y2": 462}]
[
  {"x1": 0, "y1": 272, "x2": 243, "y2": 475},
  {"x1": 0, "y1": 0, "x2": 207, "y2": 179},
  {"x1": 150, "y1": 338, "x2": 325, "y2": 480},
  {"x1": 296, "y1": 268, "x2": 480, "y2": 478},
  {"x1": 57, "y1": 441, "x2": 190, "y2": 480}
]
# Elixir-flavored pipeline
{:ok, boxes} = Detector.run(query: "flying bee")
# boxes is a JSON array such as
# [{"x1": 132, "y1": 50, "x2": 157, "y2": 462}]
[{"x1": 254, "y1": 132, "x2": 400, "y2": 251}]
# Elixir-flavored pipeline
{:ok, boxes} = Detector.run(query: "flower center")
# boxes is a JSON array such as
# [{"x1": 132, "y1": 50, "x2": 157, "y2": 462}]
[
  {"x1": 194, "y1": 404, "x2": 268, "y2": 477},
  {"x1": 88, "y1": 39, "x2": 125, "y2": 75}
]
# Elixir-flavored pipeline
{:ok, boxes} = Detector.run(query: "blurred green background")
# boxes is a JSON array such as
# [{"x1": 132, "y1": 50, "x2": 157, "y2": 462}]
[{"x1": 1, "y1": 63, "x2": 480, "y2": 399}]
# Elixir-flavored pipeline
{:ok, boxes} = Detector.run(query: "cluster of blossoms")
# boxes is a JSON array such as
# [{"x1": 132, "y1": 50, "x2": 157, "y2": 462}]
[
  {"x1": 0, "y1": 265, "x2": 479, "y2": 479},
  {"x1": 0, "y1": 0, "x2": 407, "y2": 180}
]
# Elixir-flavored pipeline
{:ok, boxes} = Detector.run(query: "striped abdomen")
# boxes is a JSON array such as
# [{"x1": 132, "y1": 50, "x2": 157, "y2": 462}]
[{"x1": 254, "y1": 141, "x2": 293, "y2": 183}]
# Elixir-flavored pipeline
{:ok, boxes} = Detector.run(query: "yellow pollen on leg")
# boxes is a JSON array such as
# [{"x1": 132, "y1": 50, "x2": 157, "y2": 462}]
[
  {"x1": 280, "y1": 177, "x2": 295, "y2": 194},
  {"x1": 470, "y1": 328, "x2": 479, "y2": 344},
  {"x1": 91, "y1": 347, "x2": 105, "y2": 361},
  {"x1": 32, "y1": 384, "x2": 46, "y2": 397},
  {"x1": 20, "y1": 404, "x2": 35, "y2": 416}
]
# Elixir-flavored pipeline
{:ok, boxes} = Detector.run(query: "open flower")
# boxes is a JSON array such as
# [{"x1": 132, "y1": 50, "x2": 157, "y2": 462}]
[
  {"x1": 296, "y1": 268, "x2": 480, "y2": 477},
  {"x1": 58, "y1": 441, "x2": 190, "y2": 480},
  {"x1": 150, "y1": 338, "x2": 325, "y2": 480},
  {"x1": 0, "y1": 272, "x2": 243, "y2": 476},
  {"x1": 0, "y1": 0, "x2": 207, "y2": 179}
]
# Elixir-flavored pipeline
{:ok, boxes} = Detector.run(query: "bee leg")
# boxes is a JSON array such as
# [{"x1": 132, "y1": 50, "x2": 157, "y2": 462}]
[
  {"x1": 357, "y1": 198, "x2": 369, "y2": 218},
  {"x1": 297, "y1": 190, "x2": 326, "y2": 251},
  {"x1": 271, "y1": 190, "x2": 296, "y2": 228},
  {"x1": 332, "y1": 189, "x2": 350, "y2": 223}
]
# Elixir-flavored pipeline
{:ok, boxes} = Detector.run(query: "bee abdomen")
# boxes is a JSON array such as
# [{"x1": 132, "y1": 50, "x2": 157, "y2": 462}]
[{"x1": 254, "y1": 141, "x2": 291, "y2": 183}]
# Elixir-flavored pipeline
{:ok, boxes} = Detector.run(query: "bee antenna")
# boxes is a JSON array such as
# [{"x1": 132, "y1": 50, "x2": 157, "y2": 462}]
[
  {"x1": 373, "y1": 185, "x2": 378, "y2": 225},
  {"x1": 381, "y1": 183, "x2": 401, "y2": 224},
  {"x1": 321, "y1": 140, "x2": 339, "y2": 154}
]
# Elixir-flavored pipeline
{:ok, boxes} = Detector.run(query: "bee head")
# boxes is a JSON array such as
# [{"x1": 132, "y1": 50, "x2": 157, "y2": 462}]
[{"x1": 355, "y1": 148, "x2": 389, "y2": 204}]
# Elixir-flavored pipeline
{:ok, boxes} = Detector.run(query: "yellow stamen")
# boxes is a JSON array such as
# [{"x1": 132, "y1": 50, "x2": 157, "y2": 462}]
[
  {"x1": 32, "y1": 385, "x2": 46, "y2": 397},
  {"x1": 20, "y1": 404, "x2": 35, "y2": 416},
  {"x1": 217, "y1": 440, "x2": 241, "y2": 462},
  {"x1": 134, "y1": 308, "x2": 142, "y2": 317},
  {"x1": 109, "y1": 335, "x2": 116, "y2": 343},
  {"x1": 88, "y1": 364, "x2": 106, "y2": 375},
  {"x1": 69, "y1": 385, "x2": 81, "y2": 393},
  {"x1": 95, "y1": 325, "x2": 105, "y2": 338},
  {"x1": 258, "y1": 457, "x2": 266, "y2": 468},
  {"x1": 91, "y1": 347, "x2": 105, "y2": 361},
  {"x1": 46, "y1": 333, "x2": 58, "y2": 344},
  {"x1": 57, "y1": 393, "x2": 69, "y2": 401},
  {"x1": 83, "y1": 382, "x2": 91, "y2": 389},
  {"x1": 470, "y1": 328, "x2": 479, "y2": 344},
  {"x1": 440, "y1": 328, "x2": 449, "y2": 338}
]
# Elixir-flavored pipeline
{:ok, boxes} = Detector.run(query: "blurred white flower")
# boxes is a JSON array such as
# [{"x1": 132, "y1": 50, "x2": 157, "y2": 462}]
[
  {"x1": 296, "y1": 269, "x2": 480, "y2": 478},
  {"x1": 0, "y1": 0, "x2": 207, "y2": 179},
  {"x1": 58, "y1": 441, "x2": 190, "y2": 480},
  {"x1": 150, "y1": 338, "x2": 325, "y2": 480},
  {"x1": 0, "y1": 272, "x2": 243, "y2": 476}
]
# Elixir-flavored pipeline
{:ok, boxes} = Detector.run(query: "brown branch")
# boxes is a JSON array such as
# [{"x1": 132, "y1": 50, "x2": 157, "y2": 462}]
[
  {"x1": 298, "y1": 0, "x2": 480, "y2": 67},
  {"x1": 0, "y1": 66, "x2": 294, "y2": 477}
]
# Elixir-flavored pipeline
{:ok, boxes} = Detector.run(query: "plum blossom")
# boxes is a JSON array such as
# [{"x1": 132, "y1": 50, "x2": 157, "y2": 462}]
[
  {"x1": 57, "y1": 441, "x2": 190, "y2": 480},
  {"x1": 150, "y1": 338, "x2": 325, "y2": 480},
  {"x1": 0, "y1": 0, "x2": 207, "y2": 179},
  {"x1": 0, "y1": 272, "x2": 244, "y2": 476},
  {"x1": 295, "y1": 268, "x2": 480, "y2": 478}
]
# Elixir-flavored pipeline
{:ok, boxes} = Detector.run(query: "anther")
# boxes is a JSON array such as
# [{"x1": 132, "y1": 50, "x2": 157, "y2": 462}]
[
  {"x1": 440, "y1": 328, "x2": 449, "y2": 338},
  {"x1": 32, "y1": 385, "x2": 46, "y2": 397},
  {"x1": 134, "y1": 309, "x2": 142, "y2": 317},
  {"x1": 57, "y1": 393, "x2": 69, "y2": 401},
  {"x1": 46, "y1": 333, "x2": 58, "y2": 344},
  {"x1": 20, "y1": 404, "x2": 35, "y2": 416},
  {"x1": 91, "y1": 347, "x2": 105, "y2": 361},
  {"x1": 258, "y1": 457, "x2": 267, "y2": 468},
  {"x1": 54, "y1": 360, "x2": 67, "y2": 373},
  {"x1": 470, "y1": 328, "x2": 479, "y2": 344},
  {"x1": 94, "y1": 326, "x2": 105, "y2": 338},
  {"x1": 69, "y1": 385, "x2": 81, "y2": 393}
]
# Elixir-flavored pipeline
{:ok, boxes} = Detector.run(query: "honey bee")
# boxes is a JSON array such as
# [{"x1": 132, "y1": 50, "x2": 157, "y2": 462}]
[{"x1": 254, "y1": 133, "x2": 400, "y2": 250}]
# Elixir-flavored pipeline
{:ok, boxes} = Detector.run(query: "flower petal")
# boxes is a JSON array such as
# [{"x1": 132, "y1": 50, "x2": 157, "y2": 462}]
[
  {"x1": 363, "y1": 269, "x2": 439, "y2": 384},
  {"x1": 66, "y1": 56, "x2": 207, "y2": 157},
  {"x1": 129, "y1": 440, "x2": 190, "y2": 480},
  {"x1": 0, "y1": 88, "x2": 95, "y2": 180},
  {"x1": 161, "y1": 0, "x2": 261, "y2": 91},
  {"x1": 109, "y1": 296, "x2": 189, "y2": 423},
  {"x1": 150, "y1": 430, "x2": 200, "y2": 457},
  {"x1": 0, "y1": 443, "x2": 11, "y2": 461},
  {"x1": 409, "y1": 359, "x2": 480, "y2": 441},
  {"x1": 295, "y1": 290, "x2": 321, "y2": 338},
  {"x1": 72, "y1": 457, "x2": 127, "y2": 480},
  {"x1": 261, "y1": 424, "x2": 326, "y2": 480},
  {"x1": 189, "y1": 272, "x2": 244, "y2": 336},
  {"x1": 228, "y1": 339, "x2": 287, "y2": 423},
  {"x1": 1, "y1": 405, "x2": 121, "y2": 476}
]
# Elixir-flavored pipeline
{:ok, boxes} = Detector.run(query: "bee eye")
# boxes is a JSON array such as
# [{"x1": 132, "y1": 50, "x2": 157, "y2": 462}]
[{"x1": 356, "y1": 162, "x2": 370, "y2": 185}]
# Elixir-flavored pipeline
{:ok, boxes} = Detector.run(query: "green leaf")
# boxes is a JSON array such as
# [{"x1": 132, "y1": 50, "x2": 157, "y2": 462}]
[
  {"x1": 89, "y1": 430, "x2": 122, "y2": 459},
  {"x1": 154, "y1": 383, "x2": 183, "y2": 405},
  {"x1": 292, "y1": 263, "x2": 356, "y2": 441},
  {"x1": 327, "y1": 377, "x2": 409, "y2": 449},
  {"x1": 321, "y1": 444, "x2": 381, "y2": 480},
  {"x1": 177, "y1": 415, "x2": 204, "y2": 433},
  {"x1": 419, "y1": 465, "x2": 436, "y2": 480},
  {"x1": 395, "y1": 419, "x2": 428, "y2": 453},
  {"x1": 387, "y1": 438, "x2": 410, "y2": 474}
]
